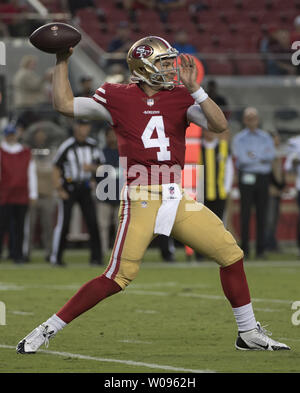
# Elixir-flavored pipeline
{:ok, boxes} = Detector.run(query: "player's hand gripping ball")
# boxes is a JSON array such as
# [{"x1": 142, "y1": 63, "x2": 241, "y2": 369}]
[{"x1": 29, "y1": 22, "x2": 81, "y2": 54}]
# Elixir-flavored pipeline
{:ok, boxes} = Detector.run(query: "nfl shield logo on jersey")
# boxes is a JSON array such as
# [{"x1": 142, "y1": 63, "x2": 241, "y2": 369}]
[
  {"x1": 147, "y1": 98, "x2": 154, "y2": 106},
  {"x1": 169, "y1": 186, "x2": 175, "y2": 199}
]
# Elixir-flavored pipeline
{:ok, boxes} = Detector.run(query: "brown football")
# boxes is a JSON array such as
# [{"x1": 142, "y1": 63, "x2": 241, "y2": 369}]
[{"x1": 29, "y1": 22, "x2": 81, "y2": 54}]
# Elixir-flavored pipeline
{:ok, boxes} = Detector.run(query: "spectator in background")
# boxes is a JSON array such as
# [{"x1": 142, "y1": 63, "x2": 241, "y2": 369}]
[
  {"x1": 107, "y1": 21, "x2": 132, "y2": 67},
  {"x1": 262, "y1": 29, "x2": 296, "y2": 75},
  {"x1": 96, "y1": 128, "x2": 122, "y2": 257},
  {"x1": 24, "y1": 128, "x2": 57, "y2": 263},
  {"x1": 105, "y1": 63, "x2": 129, "y2": 84},
  {"x1": 13, "y1": 55, "x2": 47, "y2": 111},
  {"x1": 75, "y1": 76, "x2": 94, "y2": 97},
  {"x1": 43, "y1": 67, "x2": 55, "y2": 104},
  {"x1": 0, "y1": 0, "x2": 29, "y2": 37},
  {"x1": 67, "y1": 0, "x2": 95, "y2": 16},
  {"x1": 67, "y1": 0, "x2": 107, "y2": 25},
  {"x1": 0, "y1": 123, "x2": 37, "y2": 264},
  {"x1": 172, "y1": 30, "x2": 197, "y2": 55},
  {"x1": 107, "y1": 21, "x2": 132, "y2": 53},
  {"x1": 123, "y1": 0, "x2": 155, "y2": 25},
  {"x1": 260, "y1": 26, "x2": 277, "y2": 57},
  {"x1": 207, "y1": 80, "x2": 230, "y2": 119},
  {"x1": 188, "y1": 1, "x2": 210, "y2": 24},
  {"x1": 290, "y1": 15, "x2": 300, "y2": 44},
  {"x1": 264, "y1": 130, "x2": 286, "y2": 253},
  {"x1": 232, "y1": 107, "x2": 275, "y2": 259},
  {"x1": 284, "y1": 135, "x2": 300, "y2": 257},
  {"x1": 156, "y1": 0, "x2": 186, "y2": 32}
]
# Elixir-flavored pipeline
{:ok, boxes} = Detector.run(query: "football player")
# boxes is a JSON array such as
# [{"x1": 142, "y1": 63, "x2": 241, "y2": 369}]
[{"x1": 17, "y1": 36, "x2": 290, "y2": 353}]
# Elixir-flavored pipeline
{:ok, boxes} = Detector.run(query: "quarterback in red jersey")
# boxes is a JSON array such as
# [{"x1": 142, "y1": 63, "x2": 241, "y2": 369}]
[
  {"x1": 93, "y1": 81, "x2": 195, "y2": 184},
  {"x1": 17, "y1": 36, "x2": 290, "y2": 353}
]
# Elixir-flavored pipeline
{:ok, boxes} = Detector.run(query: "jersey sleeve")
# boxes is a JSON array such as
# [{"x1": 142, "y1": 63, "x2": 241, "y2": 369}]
[
  {"x1": 93, "y1": 82, "x2": 117, "y2": 126},
  {"x1": 186, "y1": 104, "x2": 208, "y2": 129},
  {"x1": 73, "y1": 97, "x2": 113, "y2": 123}
]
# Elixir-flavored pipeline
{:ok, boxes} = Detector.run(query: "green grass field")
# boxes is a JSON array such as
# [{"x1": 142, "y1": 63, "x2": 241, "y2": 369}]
[{"x1": 0, "y1": 248, "x2": 300, "y2": 374}]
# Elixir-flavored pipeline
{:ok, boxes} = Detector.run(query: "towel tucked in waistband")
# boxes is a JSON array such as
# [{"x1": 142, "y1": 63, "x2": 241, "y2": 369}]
[{"x1": 154, "y1": 183, "x2": 182, "y2": 236}]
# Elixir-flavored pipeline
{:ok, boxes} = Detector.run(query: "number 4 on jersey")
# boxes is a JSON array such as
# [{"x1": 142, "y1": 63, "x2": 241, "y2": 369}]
[{"x1": 141, "y1": 115, "x2": 171, "y2": 161}]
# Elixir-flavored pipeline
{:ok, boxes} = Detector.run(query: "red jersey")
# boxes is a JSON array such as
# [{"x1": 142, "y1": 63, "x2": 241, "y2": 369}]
[
  {"x1": 93, "y1": 82, "x2": 194, "y2": 184},
  {"x1": 0, "y1": 146, "x2": 31, "y2": 205}
]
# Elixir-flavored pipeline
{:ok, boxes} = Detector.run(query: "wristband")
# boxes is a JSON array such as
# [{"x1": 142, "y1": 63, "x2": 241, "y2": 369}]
[{"x1": 191, "y1": 87, "x2": 208, "y2": 104}]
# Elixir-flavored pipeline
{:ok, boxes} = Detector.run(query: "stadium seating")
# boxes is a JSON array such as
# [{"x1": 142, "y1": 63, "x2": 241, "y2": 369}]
[
  {"x1": 38, "y1": 0, "x2": 299, "y2": 76},
  {"x1": 236, "y1": 59, "x2": 266, "y2": 75},
  {"x1": 205, "y1": 58, "x2": 235, "y2": 75}
]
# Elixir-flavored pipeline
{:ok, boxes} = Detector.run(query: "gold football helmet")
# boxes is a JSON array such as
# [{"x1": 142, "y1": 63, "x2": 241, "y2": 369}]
[{"x1": 127, "y1": 36, "x2": 180, "y2": 88}]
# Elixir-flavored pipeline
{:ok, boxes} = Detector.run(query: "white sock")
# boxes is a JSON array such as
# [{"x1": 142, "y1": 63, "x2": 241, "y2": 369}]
[
  {"x1": 233, "y1": 303, "x2": 257, "y2": 332},
  {"x1": 45, "y1": 314, "x2": 67, "y2": 333}
]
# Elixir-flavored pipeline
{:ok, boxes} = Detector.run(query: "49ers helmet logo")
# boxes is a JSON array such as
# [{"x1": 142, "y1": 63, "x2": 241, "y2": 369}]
[{"x1": 132, "y1": 45, "x2": 154, "y2": 59}]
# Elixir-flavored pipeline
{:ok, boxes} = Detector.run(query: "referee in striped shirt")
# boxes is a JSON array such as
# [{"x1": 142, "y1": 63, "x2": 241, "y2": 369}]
[{"x1": 50, "y1": 119, "x2": 104, "y2": 266}]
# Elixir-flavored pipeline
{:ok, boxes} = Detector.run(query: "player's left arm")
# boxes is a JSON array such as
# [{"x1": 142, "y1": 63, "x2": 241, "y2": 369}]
[
  {"x1": 179, "y1": 54, "x2": 228, "y2": 133},
  {"x1": 199, "y1": 97, "x2": 228, "y2": 133}
]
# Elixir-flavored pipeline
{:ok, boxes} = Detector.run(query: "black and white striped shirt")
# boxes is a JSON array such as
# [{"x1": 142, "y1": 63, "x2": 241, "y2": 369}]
[{"x1": 53, "y1": 137, "x2": 105, "y2": 183}]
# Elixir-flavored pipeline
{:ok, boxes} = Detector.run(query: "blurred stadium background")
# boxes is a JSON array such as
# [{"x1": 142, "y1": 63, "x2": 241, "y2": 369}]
[{"x1": 1, "y1": 0, "x2": 300, "y2": 256}]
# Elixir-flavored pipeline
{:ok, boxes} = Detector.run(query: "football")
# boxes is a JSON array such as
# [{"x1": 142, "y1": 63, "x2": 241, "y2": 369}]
[{"x1": 29, "y1": 22, "x2": 81, "y2": 54}]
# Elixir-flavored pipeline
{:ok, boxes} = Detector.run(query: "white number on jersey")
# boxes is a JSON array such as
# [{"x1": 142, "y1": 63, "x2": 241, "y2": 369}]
[{"x1": 141, "y1": 116, "x2": 171, "y2": 161}]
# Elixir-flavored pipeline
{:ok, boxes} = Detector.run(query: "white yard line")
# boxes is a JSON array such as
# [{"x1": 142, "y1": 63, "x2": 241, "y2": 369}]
[
  {"x1": 0, "y1": 345, "x2": 215, "y2": 373},
  {"x1": 278, "y1": 337, "x2": 300, "y2": 342},
  {"x1": 0, "y1": 281, "x2": 294, "y2": 305},
  {"x1": 126, "y1": 290, "x2": 170, "y2": 297},
  {"x1": 0, "y1": 283, "x2": 24, "y2": 290},
  {"x1": 118, "y1": 339, "x2": 153, "y2": 345},
  {"x1": 126, "y1": 289, "x2": 293, "y2": 305},
  {"x1": 135, "y1": 309, "x2": 159, "y2": 314},
  {"x1": 131, "y1": 282, "x2": 210, "y2": 289},
  {"x1": 0, "y1": 281, "x2": 209, "y2": 292},
  {"x1": 0, "y1": 260, "x2": 299, "y2": 270},
  {"x1": 253, "y1": 307, "x2": 279, "y2": 312},
  {"x1": 130, "y1": 282, "x2": 178, "y2": 288},
  {"x1": 9, "y1": 311, "x2": 34, "y2": 316}
]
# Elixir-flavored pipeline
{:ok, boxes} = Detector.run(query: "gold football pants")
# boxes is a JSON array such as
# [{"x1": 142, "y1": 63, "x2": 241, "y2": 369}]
[{"x1": 104, "y1": 185, "x2": 243, "y2": 289}]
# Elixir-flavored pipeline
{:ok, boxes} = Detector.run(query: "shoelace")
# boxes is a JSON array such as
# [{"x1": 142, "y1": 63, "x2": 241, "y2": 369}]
[
  {"x1": 43, "y1": 326, "x2": 55, "y2": 348},
  {"x1": 257, "y1": 322, "x2": 273, "y2": 337},
  {"x1": 254, "y1": 322, "x2": 276, "y2": 346},
  {"x1": 43, "y1": 333, "x2": 50, "y2": 348}
]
